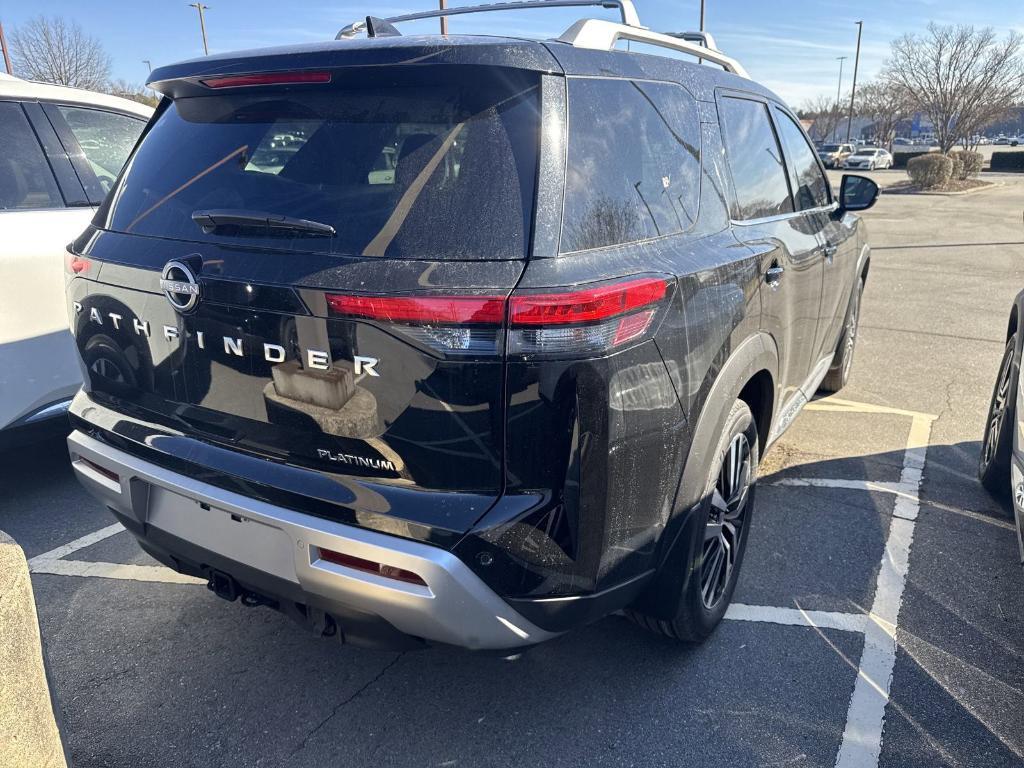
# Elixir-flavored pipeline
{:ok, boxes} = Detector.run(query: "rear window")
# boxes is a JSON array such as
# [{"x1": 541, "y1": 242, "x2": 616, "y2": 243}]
[
  {"x1": 561, "y1": 78, "x2": 701, "y2": 253},
  {"x1": 103, "y1": 67, "x2": 540, "y2": 259}
]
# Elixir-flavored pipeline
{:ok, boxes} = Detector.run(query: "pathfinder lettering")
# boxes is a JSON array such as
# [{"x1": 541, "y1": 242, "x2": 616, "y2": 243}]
[{"x1": 75, "y1": 305, "x2": 379, "y2": 376}]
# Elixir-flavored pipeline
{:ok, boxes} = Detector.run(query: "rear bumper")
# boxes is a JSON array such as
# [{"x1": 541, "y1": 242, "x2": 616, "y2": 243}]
[{"x1": 67, "y1": 429, "x2": 558, "y2": 650}]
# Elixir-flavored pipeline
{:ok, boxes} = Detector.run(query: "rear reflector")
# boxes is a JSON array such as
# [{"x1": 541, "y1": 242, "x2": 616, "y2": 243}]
[
  {"x1": 318, "y1": 547, "x2": 427, "y2": 587},
  {"x1": 200, "y1": 71, "x2": 332, "y2": 89},
  {"x1": 326, "y1": 294, "x2": 505, "y2": 325},
  {"x1": 65, "y1": 252, "x2": 91, "y2": 275},
  {"x1": 79, "y1": 457, "x2": 120, "y2": 484}
]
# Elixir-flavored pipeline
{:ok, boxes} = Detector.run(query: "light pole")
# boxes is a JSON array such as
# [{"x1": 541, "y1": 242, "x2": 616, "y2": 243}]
[
  {"x1": 834, "y1": 56, "x2": 847, "y2": 142},
  {"x1": 699, "y1": 0, "x2": 706, "y2": 32},
  {"x1": 143, "y1": 59, "x2": 152, "y2": 74},
  {"x1": 188, "y1": 3, "x2": 210, "y2": 56},
  {"x1": 439, "y1": 0, "x2": 448, "y2": 35},
  {"x1": 846, "y1": 21, "x2": 863, "y2": 143},
  {"x1": 0, "y1": 22, "x2": 12, "y2": 75}
]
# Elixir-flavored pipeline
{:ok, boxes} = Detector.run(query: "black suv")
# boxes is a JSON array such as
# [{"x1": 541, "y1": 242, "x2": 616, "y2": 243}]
[{"x1": 64, "y1": 2, "x2": 878, "y2": 650}]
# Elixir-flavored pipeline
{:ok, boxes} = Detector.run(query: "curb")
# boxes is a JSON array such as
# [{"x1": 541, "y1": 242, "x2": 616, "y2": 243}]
[{"x1": 0, "y1": 530, "x2": 70, "y2": 768}]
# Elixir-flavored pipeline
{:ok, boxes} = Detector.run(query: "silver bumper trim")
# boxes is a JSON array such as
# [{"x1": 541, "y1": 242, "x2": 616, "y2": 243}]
[{"x1": 66, "y1": 430, "x2": 557, "y2": 649}]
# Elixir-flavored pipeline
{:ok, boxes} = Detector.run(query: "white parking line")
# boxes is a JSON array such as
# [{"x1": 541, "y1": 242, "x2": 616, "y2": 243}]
[
  {"x1": 28, "y1": 522, "x2": 124, "y2": 567},
  {"x1": 726, "y1": 603, "x2": 867, "y2": 633},
  {"x1": 834, "y1": 409, "x2": 934, "y2": 768},
  {"x1": 31, "y1": 557, "x2": 204, "y2": 584}
]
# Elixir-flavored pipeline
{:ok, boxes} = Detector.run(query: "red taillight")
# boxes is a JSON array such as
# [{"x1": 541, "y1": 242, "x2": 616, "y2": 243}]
[
  {"x1": 65, "y1": 252, "x2": 91, "y2": 275},
  {"x1": 318, "y1": 548, "x2": 427, "y2": 587},
  {"x1": 508, "y1": 277, "x2": 667, "y2": 326},
  {"x1": 200, "y1": 71, "x2": 332, "y2": 89},
  {"x1": 324, "y1": 277, "x2": 669, "y2": 356},
  {"x1": 326, "y1": 294, "x2": 505, "y2": 325}
]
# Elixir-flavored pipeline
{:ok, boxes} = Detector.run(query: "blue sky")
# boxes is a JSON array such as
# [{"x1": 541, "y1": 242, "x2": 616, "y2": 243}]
[{"x1": 3, "y1": 1, "x2": 1023, "y2": 106}]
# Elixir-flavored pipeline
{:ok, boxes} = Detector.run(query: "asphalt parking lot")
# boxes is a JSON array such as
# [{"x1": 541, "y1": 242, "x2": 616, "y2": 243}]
[{"x1": 3, "y1": 171, "x2": 1023, "y2": 767}]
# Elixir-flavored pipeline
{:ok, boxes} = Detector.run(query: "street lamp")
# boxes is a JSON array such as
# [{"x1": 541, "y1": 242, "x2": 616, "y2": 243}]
[
  {"x1": 835, "y1": 56, "x2": 847, "y2": 142},
  {"x1": 846, "y1": 21, "x2": 863, "y2": 143},
  {"x1": 188, "y1": 3, "x2": 210, "y2": 56}
]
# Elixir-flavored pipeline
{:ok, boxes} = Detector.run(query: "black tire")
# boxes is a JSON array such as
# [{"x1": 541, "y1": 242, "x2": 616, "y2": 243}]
[
  {"x1": 819, "y1": 277, "x2": 863, "y2": 394},
  {"x1": 627, "y1": 400, "x2": 759, "y2": 642},
  {"x1": 979, "y1": 334, "x2": 1017, "y2": 507}
]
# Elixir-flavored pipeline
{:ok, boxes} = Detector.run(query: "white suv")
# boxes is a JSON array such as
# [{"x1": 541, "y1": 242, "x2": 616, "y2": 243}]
[{"x1": 0, "y1": 74, "x2": 151, "y2": 443}]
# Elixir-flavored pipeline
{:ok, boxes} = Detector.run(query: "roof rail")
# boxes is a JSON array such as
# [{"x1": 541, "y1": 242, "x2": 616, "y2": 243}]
[
  {"x1": 665, "y1": 30, "x2": 721, "y2": 51},
  {"x1": 334, "y1": 1, "x2": 748, "y2": 79},
  {"x1": 557, "y1": 20, "x2": 749, "y2": 78},
  {"x1": 337, "y1": 0, "x2": 642, "y2": 40}
]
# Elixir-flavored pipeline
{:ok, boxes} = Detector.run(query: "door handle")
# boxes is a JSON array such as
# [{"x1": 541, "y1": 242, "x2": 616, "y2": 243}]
[{"x1": 765, "y1": 264, "x2": 784, "y2": 287}]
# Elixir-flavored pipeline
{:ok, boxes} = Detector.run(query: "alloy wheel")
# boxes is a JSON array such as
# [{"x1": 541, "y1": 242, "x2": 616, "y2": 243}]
[
  {"x1": 842, "y1": 289, "x2": 861, "y2": 380},
  {"x1": 982, "y1": 345, "x2": 1014, "y2": 470},
  {"x1": 701, "y1": 433, "x2": 752, "y2": 609}
]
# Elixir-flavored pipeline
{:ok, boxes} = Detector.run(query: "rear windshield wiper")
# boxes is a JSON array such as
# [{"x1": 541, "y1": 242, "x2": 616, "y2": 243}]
[{"x1": 192, "y1": 209, "x2": 336, "y2": 237}]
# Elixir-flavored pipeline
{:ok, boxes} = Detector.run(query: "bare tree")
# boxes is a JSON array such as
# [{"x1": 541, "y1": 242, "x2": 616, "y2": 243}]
[
  {"x1": 106, "y1": 79, "x2": 159, "y2": 108},
  {"x1": 799, "y1": 94, "x2": 846, "y2": 143},
  {"x1": 856, "y1": 81, "x2": 913, "y2": 150},
  {"x1": 9, "y1": 16, "x2": 110, "y2": 90},
  {"x1": 883, "y1": 24, "x2": 1024, "y2": 153}
]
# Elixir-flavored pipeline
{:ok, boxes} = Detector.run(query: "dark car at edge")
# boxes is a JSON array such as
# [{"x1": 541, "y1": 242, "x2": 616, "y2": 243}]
[{"x1": 63, "y1": 3, "x2": 879, "y2": 650}]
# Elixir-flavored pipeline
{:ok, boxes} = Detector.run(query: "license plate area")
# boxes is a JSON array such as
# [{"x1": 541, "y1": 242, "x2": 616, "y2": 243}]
[{"x1": 147, "y1": 486, "x2": 298, "y2": 583}]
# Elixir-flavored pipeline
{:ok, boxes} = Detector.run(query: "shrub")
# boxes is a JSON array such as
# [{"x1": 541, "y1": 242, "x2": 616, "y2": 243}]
[
  {"x1": 892, "y1": 150, "x2": 936, "y2": 169},
  {"x1": 907, "y1": 154, "x2": 953, "y2": 189},
  {"x1": 945, "y1": 153, "x2": 964, "y2": 181},
  {"x1": 991, "y1": 152, "x2": 1024, "y2": 172},
  {"x1": 948, "y1": 150, "x2": 983, "y2": 179}
]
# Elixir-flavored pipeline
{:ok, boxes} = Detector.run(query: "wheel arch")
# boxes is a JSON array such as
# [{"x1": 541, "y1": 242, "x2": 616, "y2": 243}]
[{"x1": 630, "y1": 331, "x2": 778, "y2": 619}]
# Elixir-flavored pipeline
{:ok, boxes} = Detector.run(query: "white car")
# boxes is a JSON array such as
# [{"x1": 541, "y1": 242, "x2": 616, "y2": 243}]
[
  {"x1": 843, "y1": 148, "x2": 893, "y2": 170},
  {"x1": 0, "y1": 73, "x2": 151, "y2": 443}
]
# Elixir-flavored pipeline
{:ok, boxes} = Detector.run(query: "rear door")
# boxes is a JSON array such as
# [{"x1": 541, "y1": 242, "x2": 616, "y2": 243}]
[
  {"x1": 70, "y1": 65, "x2": 542, "y2": 533},
  {"x1": 771, "y1": 105, "x2": 856, "y2": 367},
  {"x1": 0, "y1": 100, "x2": 92, "y2": 429},
  {"x1": 718, "y1": 93, "x2": 824, "y2": 408}
]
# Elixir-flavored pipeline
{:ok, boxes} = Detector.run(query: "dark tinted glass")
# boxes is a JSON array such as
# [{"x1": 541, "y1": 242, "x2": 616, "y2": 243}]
[
  {"x1": 719, "y1": 97, "x2": 793, "y2": 220},
  {"x1": 58, "y1": 106, "x2": 145, "y2": 197},
  {"x1": 774, "y1": 109, "x2": 830, "y2": 211},
  {"x1": 104, "y1": 67, "x2": 539, "y2": 259},
  {"x1": 561, "y1": 78, "x2": 701, "y2": 253},
  {"x1": 0, "y1": 102, "x2": 63, "y2": 210}
]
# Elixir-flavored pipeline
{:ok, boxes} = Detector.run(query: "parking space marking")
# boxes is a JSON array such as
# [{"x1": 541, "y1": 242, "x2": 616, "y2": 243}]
[
  {"x1": 833, "y1": 408, "x2": 934, "y2": 768},
  {"x1": 772, "y1": 478, "x2": 906, "y2": 494},
  {"x1": 31, "y1": 557, "x2": 204, "y2": 584},
  {"x1": 28, "y1": 522, "x2": 125, "y2": 567},
  {"x1": 726, "y1": 604, "x2": 867, "y2": 633}
]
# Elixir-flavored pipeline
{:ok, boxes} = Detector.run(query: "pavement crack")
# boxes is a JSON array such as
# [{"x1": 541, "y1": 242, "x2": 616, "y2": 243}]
[{"x1": 288, "y1": 651, "x2": 405, "y2": 758}]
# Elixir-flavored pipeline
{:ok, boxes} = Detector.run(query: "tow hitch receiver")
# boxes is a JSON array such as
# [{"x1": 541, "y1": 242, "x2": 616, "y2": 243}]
[{"x1": 207, "y1": 570, "x2": 239, "y2": 602}]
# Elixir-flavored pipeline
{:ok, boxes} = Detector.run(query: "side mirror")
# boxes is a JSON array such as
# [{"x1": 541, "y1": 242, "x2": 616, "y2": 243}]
[{"x1": 839, "y1": 174, "x2": 880, "y2": 213}]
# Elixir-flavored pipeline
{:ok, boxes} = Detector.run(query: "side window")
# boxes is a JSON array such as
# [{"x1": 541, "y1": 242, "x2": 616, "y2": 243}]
[
  {"x1": 0, "y1": 102, "x2": 64, "y2": 210},
  {"x1": 718, "y1": 97, "x2": 793, "y2": 221},
  {"x1": 561, "y1": 78, "x2": 701, "y2": 253},
  {"x1": 774, "y1": 108, "x2": 831, "y2": 211},
  {"x1": 56, "y1": 106, "x2": 146, "y2": 196}
]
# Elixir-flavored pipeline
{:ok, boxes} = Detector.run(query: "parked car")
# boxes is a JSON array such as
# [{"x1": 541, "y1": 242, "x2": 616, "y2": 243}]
[
  {"x1": 818, "y1": 142, "x2": 855, "y2": 169},
  {"x1": 64, "y1": 2, "x2": 879, "y2": 651},
  {"x1": 0, "y1": 73, "x2": 151, "y2": 445},
  {"x1": 843, "y1": 148, "x2": 893, "y2": 170},
  {"x1": 978, "y1": 289, "x2": 1024, "y2": 562},
  {"x1": 995, "y1": 136, "x2": 1012, "y2": 145}
]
